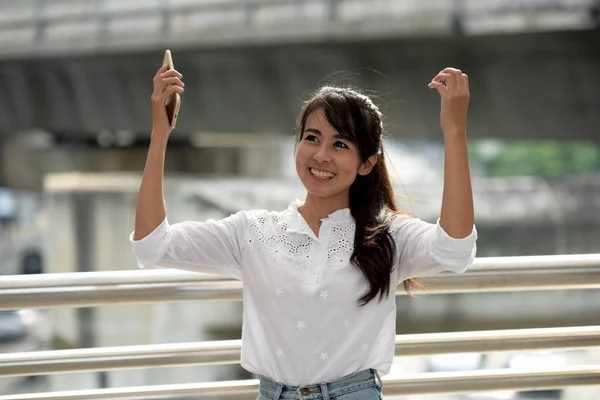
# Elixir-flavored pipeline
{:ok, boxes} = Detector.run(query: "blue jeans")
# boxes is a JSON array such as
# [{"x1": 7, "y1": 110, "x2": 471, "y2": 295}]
[{"x1": 257, "y1": 369, "x2": 384, "y2": 400}]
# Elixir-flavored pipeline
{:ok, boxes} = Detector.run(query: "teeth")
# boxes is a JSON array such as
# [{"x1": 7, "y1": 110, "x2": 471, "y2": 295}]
[{"x1": 310, "y1": 168, "x2": 336, "y2": 179}]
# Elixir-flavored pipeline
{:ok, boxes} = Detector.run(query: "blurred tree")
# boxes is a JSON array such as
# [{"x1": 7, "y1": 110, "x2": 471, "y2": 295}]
[{"x1": 469, "y1": 140, "x2": 600, "y2": 178}]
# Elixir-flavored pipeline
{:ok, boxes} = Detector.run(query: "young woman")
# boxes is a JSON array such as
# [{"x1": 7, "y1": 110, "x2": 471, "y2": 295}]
[{"x1": 131, "y1": 64, "x2": 477, "y2": 400}]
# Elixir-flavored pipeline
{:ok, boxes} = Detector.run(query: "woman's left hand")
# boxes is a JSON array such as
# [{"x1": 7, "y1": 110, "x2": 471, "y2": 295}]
[{"x1": 428, "y1": 67, "x2": 470, "y2": 137}]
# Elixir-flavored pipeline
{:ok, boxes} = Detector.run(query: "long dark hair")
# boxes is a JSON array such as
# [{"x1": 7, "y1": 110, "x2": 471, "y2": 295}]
[{"x1": 296, "y1": 86, "x2": 421, "y2": 305}]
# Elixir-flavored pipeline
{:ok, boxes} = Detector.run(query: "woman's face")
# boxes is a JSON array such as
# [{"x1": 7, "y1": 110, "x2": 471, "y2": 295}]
[{"x1": 295, "y1": 108, "x2": 374, "y2": 203}]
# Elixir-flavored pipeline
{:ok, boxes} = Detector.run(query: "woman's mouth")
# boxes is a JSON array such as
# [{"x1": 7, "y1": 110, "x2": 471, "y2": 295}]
[{"x1": 309, "y1": 168, "x2": 336, "y2": 180}]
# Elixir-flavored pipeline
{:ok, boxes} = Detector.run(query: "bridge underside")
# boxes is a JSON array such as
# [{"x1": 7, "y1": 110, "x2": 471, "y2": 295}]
[{"x1": 0, "y1": 29, "x2": 598, "y2": 142}]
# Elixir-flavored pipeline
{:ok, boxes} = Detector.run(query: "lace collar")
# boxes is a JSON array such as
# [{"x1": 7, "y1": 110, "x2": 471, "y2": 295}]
[{"x1": 282, "y1": 199, "x2": 354, "y2": 235}]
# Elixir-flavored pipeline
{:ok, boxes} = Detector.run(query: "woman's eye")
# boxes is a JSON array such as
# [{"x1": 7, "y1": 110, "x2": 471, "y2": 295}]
[
  {"x1": 334, "y1": 141, "x2": 349, "y2": 149},
  {"x1": 305, "y1": 135, "x2": 318, "y2": 142}
]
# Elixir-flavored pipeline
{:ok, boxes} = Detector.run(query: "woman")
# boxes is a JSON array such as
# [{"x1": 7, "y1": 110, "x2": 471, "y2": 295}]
[{"x1": 131, "y1": 63, "x2": 477, "y2": 399}]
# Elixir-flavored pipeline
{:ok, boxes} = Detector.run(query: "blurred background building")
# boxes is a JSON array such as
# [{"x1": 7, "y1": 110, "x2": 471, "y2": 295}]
[{"x1": 0, "y1": 0, "x2": 599, "y2": 399}]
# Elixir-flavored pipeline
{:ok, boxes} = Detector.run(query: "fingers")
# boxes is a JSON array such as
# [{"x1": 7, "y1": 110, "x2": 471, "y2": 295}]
[
  {"x1": 429, "y1": 67, "x2": 469, "y2": 97},
  {"x1": 461, "y1": 72, "x2": 469, "y2": 93},
  {"x1": 428, "y1": 81, "x2": 446, "y2": 95},
  {"x1": 153, "y1": 66, "x2": 182, "y2": 87},
  {"x1": 159, "y1": 69, "x2": 183, "y2": 80},
  {"x1": 166, "y1": 84, "x2": 185, "y2": 95},
  {"x1": 430, "y1": 73, "x2": 453, "y2": 88},
  {"x1": 152, "y1": 68, "x2": 184, "y2": 104},
  {"x1": 156, "y1": 70, "x2": 183, "y2": 87},
  {"x1": 151, "y1": 83, "x2": 184, "y2": 106},
  {"x1": 158, "y1": 76, "x2": 185, "y2": 94},
  {"x1": 153, "y1": 64, "x2": 170, "y2": 80}
]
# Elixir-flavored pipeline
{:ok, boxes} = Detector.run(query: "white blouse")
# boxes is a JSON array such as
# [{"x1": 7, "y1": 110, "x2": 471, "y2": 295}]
[{"x1": 130, "y1": 199, "x2": 477, "y2": 386}]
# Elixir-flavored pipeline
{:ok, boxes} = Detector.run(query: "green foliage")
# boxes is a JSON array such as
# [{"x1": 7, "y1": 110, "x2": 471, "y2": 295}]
[{"x1": 469, "y1": 140, "x2": 600, "y2": 178}]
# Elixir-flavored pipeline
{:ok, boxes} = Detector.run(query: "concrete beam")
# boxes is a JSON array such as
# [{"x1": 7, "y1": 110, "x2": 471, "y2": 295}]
[{"x1": 0, "y1": 30, "x2": 598, "y2": 141}]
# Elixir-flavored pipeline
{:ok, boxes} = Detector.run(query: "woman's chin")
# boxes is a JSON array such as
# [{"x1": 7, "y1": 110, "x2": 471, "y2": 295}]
[
  {"x1": 300, "y1": 183, "x2": 329, "y2": 197},
  {"x1": 305, "y1": 185, "x2": 348, "y2": 201},
  {"x1": 299, "y1": 174, "x2": 350, "y2": 199}
]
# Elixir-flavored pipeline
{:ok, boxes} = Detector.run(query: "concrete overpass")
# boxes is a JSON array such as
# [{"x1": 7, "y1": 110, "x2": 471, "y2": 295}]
[{"x1": 0, "y1": 1, "x2": 599, "y2": 142}]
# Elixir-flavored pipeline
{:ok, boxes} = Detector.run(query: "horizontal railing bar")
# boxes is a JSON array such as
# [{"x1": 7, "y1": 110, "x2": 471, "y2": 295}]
[
  {"x1": 0, "y1": 0, "x2": 593, "y2": 32},
  {"x1": 1, "y1": 365, "x2": 599, "y2": 399},
  {"x1": 417, "y1": 266, "x2": 600, "y2": 295},
  {"x1": 0, "y1": 280, "x2": 243, "y2": 311},
  {"x1": 397, "y1": 325, "x2": 600, "y2": 355},
  {"x1": 0, "y1": 272, "x2": 597, "y2": 310},
  {"x1": 388, "y1": 365, "x2": 600, "y2": 395},
  {"x1": 2, "y1": 265, "x2": 600, "y2": 311},
  {"x1": 0, "y1": 0, "x2": 250, "y2": 28},
  {"x1": 0, "y1": 0, "x2": 320, "y2": 31},
  {"x1": 469, "y1": 253, "x2": 600, "y2": 270},
  {"x1": 2, "y1": 253, "x2": 599, "y2": 289},
  {"x1": 0, "y1": 269, "x2": 222, "y2": 290},
  {"x1": 1, "y1": 326, "x2": 598, "y2": 377}
]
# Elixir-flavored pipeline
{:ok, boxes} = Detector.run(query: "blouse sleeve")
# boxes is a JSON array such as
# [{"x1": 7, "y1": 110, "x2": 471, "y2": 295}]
[
  {"x1": 129, "y1": 211, "x2": 248, "y2": 280},
  {"x1": 392, "y1": 214, "x2": 477, "y2": 285}
]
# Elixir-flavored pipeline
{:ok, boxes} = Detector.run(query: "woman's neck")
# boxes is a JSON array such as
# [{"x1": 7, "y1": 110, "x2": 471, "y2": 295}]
[{"x1": 298, "y1": 193, "x2": 349, "y2": 225}]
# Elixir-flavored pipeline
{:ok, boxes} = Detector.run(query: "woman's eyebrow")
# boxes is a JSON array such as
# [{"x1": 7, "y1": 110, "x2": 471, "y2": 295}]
[
  {"x1": 304, "y1": 128, "x2": 351, "y2": 141},
  {"x1": 304, "y1": 128, "x2": 321, "y2": 135}
]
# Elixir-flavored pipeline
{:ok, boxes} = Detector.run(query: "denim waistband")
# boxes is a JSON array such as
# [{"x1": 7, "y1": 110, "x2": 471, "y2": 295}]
[{"x1": 258, "y1": 369, "x2": 382, "y2": 399}]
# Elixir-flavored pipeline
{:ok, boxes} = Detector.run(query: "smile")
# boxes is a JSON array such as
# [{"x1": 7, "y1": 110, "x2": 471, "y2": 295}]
[{"x1": 309, "y1": 168, "x2": 336, "y2": 180}]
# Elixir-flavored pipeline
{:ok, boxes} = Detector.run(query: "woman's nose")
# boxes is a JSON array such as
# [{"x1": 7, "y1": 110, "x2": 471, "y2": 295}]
[{"x1": 313, "y1": 146, "x2": 331, "y2": 162}]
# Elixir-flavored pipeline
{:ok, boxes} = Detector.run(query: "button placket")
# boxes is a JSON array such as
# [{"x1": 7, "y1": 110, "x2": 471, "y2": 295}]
[
  {"x1": 313, "y1": 222, "x2": 331, "y2": 283},
  {"x1": 308, "y1": 243, "x2": 319, "y2": 275}
]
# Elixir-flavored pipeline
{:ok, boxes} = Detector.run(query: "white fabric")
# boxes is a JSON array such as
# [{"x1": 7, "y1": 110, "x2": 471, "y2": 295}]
[{"x1": 130, "y1": 199, "x2": 477, "y2": 385}]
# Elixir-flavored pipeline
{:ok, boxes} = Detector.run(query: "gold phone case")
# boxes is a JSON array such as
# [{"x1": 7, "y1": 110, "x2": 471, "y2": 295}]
[{"x1": 162, "y1": 49, "x2": 181, "y2": 130}]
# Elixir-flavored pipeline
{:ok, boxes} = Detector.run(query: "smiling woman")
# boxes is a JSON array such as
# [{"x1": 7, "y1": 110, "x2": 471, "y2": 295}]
[
  {"x1": 296, "y1": 109, "x2": 371, "y2": 203},
  {"x1": 294, "y1": 87, "x2": 412, "y2": 307},
  {"x1": 131, "y1": 61, "x2": 477, "y2": 399}
]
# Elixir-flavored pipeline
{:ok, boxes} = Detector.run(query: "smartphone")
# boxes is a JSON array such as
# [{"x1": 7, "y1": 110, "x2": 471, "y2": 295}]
[{"x1": 162, "y1": 49, "x2": 181, "y2": 130}]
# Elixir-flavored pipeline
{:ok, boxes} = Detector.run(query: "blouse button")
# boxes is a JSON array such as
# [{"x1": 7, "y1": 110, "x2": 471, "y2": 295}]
[{"x1": 300, "y1": 388, "x2": 310, "y2": 396}]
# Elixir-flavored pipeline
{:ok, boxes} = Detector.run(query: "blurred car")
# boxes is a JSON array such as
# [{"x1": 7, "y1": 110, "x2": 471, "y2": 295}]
[
  {"x1": 0, "y1": 246, "x2": 44, "y2": 276},
  {"x1": 0, "y1": 309, "x2": 51, "y2": 348},
  {"x1": 0, "y1": 310, "x2": 52, "y2": 394}
]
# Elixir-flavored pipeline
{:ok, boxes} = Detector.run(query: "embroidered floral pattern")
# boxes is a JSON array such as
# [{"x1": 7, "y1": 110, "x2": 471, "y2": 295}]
[
  {"x1": 327, "y1": 223, "x2": 356, "y2": 267},
  {"x1": 247, "y1": 213, "x2": 314, "y2": 271}
]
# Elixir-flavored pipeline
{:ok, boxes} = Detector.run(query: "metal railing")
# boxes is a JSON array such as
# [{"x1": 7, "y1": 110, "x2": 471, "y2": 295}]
[
  {"x1": 1, "y1": 326, "x2": 599, "y2": 377},
  {"x1": 0, "y1": 253, "x2": 599, "y2": 398},
  {"x1": 1, "y1": 365, "x2": 600, "y2": 399},
  {"x1": 2, "y1": 254, "x2": 600, "y2": 310}
]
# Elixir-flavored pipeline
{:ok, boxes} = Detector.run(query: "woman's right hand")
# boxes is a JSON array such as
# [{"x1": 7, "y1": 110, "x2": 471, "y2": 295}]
[{"x1": 151, "y1": 64, "x2": 185, "y2": 141}]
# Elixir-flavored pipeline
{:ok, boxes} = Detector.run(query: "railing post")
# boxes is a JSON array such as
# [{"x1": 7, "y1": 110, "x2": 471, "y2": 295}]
[
  {"x1": 32, "y1": 0, "x2": 46, "y2": 42},
  {"x1": 159, "y1": 0, "x2": 172, "y2": 36},
  {"x1": 451, "y1": 0, "x2": 464, "y2": 35},
  {"x1": 71, "y1": 193, "x2": 106, "y2": 388},
  {"x1": 243, "y1": 0, "x2": 255, "y2": 28},
  {"x1": 328, "y1": 0, "x2": 339, "y2": 21},
  {"x1": 96, "y1": 0, "x2": 110, "y2": 38}
]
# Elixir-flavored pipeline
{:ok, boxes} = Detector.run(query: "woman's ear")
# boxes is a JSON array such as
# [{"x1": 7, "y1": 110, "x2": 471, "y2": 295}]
[{"x1": 358, "y1": 154, "x2": 378, "y2": 176}]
